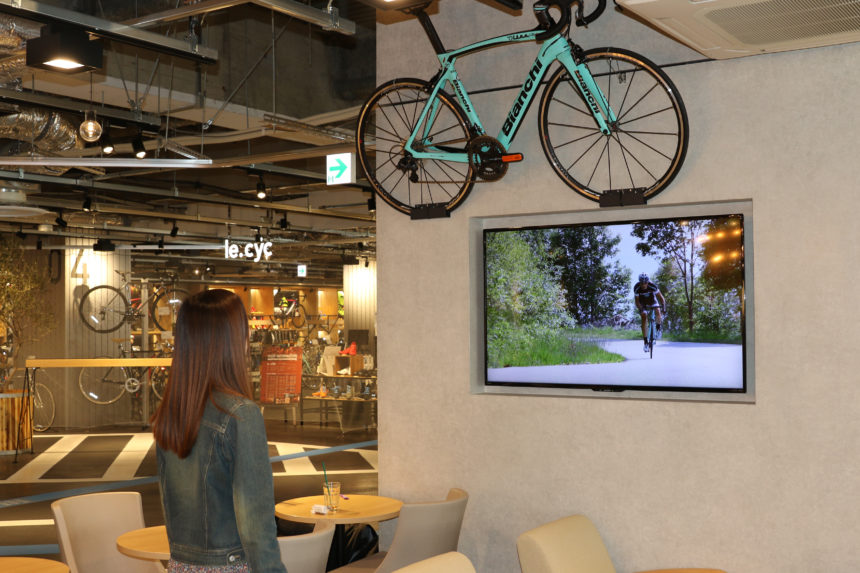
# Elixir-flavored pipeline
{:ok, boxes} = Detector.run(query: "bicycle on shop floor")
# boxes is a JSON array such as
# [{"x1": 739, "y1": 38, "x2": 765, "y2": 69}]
[
  {"x1": 356, "y1": 0, "x2": 688, "y2": 216},
  {"x1": 1, "y1": 339, "x2": 55, "y2": 431},
  {"x1": 77, "y1": 342, "x2": 171, "y2": 406},
  {"x1": 78, "y1": 270, "x2": 190, "y2": 334},
  {"x1": 0, "y1": 338, "x2": 56, "y2": 432}
]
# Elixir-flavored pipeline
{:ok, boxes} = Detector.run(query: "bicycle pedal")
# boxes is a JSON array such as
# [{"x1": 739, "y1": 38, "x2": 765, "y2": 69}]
[{"x1": 501, "y1": 153, "x2": 523, "y2": 163}]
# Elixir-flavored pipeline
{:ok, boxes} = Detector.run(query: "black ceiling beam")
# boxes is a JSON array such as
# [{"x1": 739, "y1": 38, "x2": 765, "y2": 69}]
[{"x1": 0, "y1": 0, "x2": 218, "y2": 64}]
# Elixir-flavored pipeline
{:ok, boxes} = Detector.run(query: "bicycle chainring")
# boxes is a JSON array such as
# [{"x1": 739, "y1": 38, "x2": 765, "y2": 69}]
[
  {"x1": 467, "y1": 136, "x2": 508, "y2": 182},
  {"x1": 124, "y1": 377, "x2": 141, "y2": 393}
]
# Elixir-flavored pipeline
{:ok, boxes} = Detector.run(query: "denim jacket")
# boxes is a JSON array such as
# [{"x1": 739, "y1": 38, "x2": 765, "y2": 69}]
[{"x1": 157, "y1": 392, "x2": 286, "y2": 572}]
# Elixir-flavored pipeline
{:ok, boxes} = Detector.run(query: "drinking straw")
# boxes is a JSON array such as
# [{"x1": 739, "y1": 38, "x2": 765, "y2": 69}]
[{"x1": 322, "y1": 462, "x2": 330, "y2": 490}]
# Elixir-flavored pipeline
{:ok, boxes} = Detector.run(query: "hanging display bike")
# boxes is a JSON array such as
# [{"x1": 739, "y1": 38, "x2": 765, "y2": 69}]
[{"x1": 356, "y1": 0, "x2": 689, "y2": 216}]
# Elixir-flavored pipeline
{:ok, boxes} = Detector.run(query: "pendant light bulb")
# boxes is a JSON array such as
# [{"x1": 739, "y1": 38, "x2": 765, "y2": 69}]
[{"x1": 79, "y1": 111, "x2": 102, "y2": 143}]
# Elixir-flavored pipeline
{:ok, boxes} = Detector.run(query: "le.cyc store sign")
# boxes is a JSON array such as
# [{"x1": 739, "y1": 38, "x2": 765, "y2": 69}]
[{"x1": 224, "y1": 239, "x2": 273, "y2": 263}]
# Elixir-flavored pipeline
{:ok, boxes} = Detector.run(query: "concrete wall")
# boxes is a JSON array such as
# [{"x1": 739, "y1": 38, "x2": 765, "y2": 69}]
[{"x1": 376, "y1": 2, "x2": 860, "y2": 572}]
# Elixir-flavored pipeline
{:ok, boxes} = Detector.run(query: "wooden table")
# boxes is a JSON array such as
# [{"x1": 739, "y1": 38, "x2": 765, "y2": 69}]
[
  {"x1": 116, "y1": 525, "x2": 170, "y2": 561},
  {"x1": 275, "y1": 494, "x2": 402, "y2": 525},
  {"x1": 0, "y1": 557, "x2": 70, "y2": 573},
  {"x1": 276, "y1": 494, "x2": 402, "y2": 570}
]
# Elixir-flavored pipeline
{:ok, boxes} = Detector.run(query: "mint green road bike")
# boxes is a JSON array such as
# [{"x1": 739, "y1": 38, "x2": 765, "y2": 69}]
[{"x1": 356, "y1": 0, "x2": 689, "y2": 217}]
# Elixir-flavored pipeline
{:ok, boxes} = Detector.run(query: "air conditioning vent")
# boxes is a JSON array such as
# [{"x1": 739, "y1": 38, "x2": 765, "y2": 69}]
[{"x1": 616, "y1": 0, "x2": 860, "y2": 59}]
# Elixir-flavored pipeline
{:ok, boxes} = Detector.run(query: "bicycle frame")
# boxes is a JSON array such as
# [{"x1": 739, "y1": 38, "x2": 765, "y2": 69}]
[{"x1": 404, "y1": 28, "x2": 616, "y2": 162}]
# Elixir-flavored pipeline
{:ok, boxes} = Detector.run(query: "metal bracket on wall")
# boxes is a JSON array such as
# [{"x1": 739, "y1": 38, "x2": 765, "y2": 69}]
[
  {"x1": 599, "y1": 188, "x2": 647, "y2": 208},
  {"x1": 410, "y1": 203, "x2": 451, "y2": 220}
]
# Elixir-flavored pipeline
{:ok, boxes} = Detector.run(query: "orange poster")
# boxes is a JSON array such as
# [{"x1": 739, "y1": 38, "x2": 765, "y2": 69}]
[{"x1": 259, "y1": 346, "x2": 302, "y2": 403}]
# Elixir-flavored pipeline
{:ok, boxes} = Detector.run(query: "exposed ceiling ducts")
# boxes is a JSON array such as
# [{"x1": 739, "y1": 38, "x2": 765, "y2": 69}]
[{"x1": 0, "y1": 0, "x2": 377, "y2": 285}]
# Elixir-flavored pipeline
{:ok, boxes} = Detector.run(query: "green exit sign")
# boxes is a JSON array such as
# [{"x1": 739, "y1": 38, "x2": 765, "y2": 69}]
[{"x1": 326, "y1": 152, "x2": 356, "y2": 185}]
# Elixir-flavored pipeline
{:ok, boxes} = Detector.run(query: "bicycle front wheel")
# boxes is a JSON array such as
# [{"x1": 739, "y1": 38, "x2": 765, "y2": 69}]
[
  {"x1": 150, "y1": 288, "x2": 190, "y2": 332},
  {"x1": 33, "y1": 381, "x2": 55, "y2": 432},
  {"x1": 78, "y1": 359, "x2": 126, "y2": 405},
  {"x1": 357, "y1": 78, "x2": 476, "y2": 216},
  {"x1": 79, "y1": 285, "x2": 129, "y2": 333},
  {"x1": 539, "y1": 48, "x2": 689, "y2": 202}
]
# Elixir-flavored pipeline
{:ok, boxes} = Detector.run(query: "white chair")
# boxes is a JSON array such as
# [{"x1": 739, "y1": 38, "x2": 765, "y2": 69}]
[
  {"x1": 516, "y1": 514, "x2": 726, "y2": 573},
  {"x1": 51, "y1": 491, "x2": 163, "y2": 573},
  {"x1": 278, "y1": 521, "x2": 336, "y2": 573},
  {"x1": 391, "y1": 551, "x2": 476, "y2": 573},
  {"x1": 330, "y1": 488, "x2": 468, "y2": 573}
]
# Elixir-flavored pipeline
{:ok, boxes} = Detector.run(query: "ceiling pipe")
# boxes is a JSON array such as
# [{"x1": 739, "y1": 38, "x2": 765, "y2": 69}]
[
  {"x1": 124, "y1": 0, "x2": 356, "y2": 36},
  {"x1": 0, "y1": 168, "x2": 374, "y2": 222},
  {"x1": 0, "y1": 0, "x2": 218, "y2": 63}
]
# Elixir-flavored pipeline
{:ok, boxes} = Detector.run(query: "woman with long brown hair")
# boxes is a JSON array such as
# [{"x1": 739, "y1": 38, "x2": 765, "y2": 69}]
[{"x1": 152, "y1": 289, "x2": 285, "y2": 573}]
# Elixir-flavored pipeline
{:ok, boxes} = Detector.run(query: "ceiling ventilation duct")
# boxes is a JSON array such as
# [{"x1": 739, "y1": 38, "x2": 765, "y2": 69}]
[
  {"x1": 616, "y1": 0, "x2": 860, "y2": 59},
  {"x1": 0, "y1": 16, "x2": 41, "y2": 82},
  {"x1": 0, "y1": 108, "x2": 79, "y2": 174},
  {"x1": 0, "y1": 181, "x2": 48, "y2": 218}
]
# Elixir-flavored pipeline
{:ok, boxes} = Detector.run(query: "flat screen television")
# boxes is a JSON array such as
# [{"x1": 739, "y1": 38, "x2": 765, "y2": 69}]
[{"x1": 471, "y1": 201, "x2": 755, "y2": 402}]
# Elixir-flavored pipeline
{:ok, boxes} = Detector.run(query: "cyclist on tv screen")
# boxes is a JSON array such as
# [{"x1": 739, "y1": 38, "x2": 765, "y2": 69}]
[{"x1": 634, "y1": 273, "x2": 666, "y2": 352}]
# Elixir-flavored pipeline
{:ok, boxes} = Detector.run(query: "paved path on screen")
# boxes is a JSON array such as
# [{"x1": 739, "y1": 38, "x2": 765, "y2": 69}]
[{"x1": 487, "y1": 340, "x2": 743, "y2": 389}]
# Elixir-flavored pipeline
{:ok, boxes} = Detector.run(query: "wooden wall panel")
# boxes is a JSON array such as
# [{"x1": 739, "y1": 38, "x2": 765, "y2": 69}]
[{"x1": 342, "y1": 262, "x2": 377, "y2": 356}]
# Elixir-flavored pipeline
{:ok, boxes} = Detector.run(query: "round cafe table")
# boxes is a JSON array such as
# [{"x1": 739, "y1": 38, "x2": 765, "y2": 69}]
[
  {"x1": 275, "y1": 494, "x2": 402, "y2": 525},
  {"x1": 116, "y1": 525, "x2": 170, "y2": 561},
  {"x1": 0, "y1": 557, "x2": 69, "y2": 573},
  {"x1": 275, "y1": 494, "x2": 402, "y2": 569}
]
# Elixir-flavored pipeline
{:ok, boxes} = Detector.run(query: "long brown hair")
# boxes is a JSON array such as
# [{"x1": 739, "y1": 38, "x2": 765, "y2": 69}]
[{"x1": 152, "y1": 289, "x2": 251, "y2": 458}]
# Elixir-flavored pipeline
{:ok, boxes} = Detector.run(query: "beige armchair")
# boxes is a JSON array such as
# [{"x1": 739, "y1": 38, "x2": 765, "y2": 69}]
[
  {"x1": 517, "y1": 515, "x2": 726, "y2": 573},
  {"x1": 330, "y1": 488, "x2": 468, "y2": 573},
  {"x1": 278, "y1": 521, "x2": 336, "y2": 573},
  {"x1": 51, "y1": 492, "x2": 163, "y2": 573},
  {"x1": 391, "y1": 551, "x2": 476, "y2": 572}
]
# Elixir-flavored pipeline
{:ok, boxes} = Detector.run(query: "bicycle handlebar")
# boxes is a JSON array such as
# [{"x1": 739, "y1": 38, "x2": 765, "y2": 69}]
[{"x1": 533, "y1": 0, "x2": 606, "y2": 40}]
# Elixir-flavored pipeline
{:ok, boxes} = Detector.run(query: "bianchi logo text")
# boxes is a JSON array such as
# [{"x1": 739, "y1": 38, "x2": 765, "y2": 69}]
[
  {"x1": 502, "y1": 60, "x2": 543, "y2": 136},
  {"x1": 574, "y1": 70, "x2": 601, "y2": 115}
]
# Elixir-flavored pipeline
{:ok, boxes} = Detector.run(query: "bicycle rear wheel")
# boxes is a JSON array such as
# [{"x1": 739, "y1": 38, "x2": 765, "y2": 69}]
[
  {"x1": 78, "y1": 359, "x2": 126, "y2": 404},
  {"x1": 79, "y1": 285, "x2": 129, "y2": 333},
  {"x1": 357, "y1": 78, "x2": 476, "y2": 216},
  {"x1": 150, "y1": 287, "x2": 190, "y2": 332},
  {"x1": 150, "y1": 365, "x2": 169, "y2": 400},
  {"x1": 539, "y1": 48, "x2": 689, "y2": 202}
]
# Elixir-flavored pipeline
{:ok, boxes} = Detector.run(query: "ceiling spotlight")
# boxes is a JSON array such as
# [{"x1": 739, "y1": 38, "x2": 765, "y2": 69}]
[
  {"x1": 100, "y1": 124, "x2": 114, "y2": 155},
  {"x1": 55, "y1": 211, "x2": 68, "y2": 228},
  {"x1": 132, "y1": 133, "x2": 146, "y2": 159},
  {"x1": 92, "y1": 238, "x2": 115, "y2": 252},
  {"x1": 82, "y1": 196, "x2": 92, "y2": 212},
  {"x1": 79, "y1": 110, "x2": 102, "y2": 143},
  {"x1": 26, "y1": 25, "x2": 104, "y2": 73},
  {"x1": 256, "y1": 176, "x2": 267, "y2": 200},
  {"x1": 169, "y1": 222, "x2": 179, "y2": 237},
  {"x1": 367, "y1": 194, "x2": 376, "y2": 212}
]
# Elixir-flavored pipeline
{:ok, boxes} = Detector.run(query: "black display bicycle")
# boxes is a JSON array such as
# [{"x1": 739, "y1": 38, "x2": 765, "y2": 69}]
[
  {"x1": 356, "y1": 0, "x2": 689, "y2": 216},
  {"x1": 78, "y1": 271, "x2": 190, "y2": 334}
]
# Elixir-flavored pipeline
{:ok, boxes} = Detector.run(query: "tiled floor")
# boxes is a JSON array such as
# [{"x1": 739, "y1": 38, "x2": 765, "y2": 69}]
[{"x1": 0, "y1": 420, "x2": 378, "y2": 559}]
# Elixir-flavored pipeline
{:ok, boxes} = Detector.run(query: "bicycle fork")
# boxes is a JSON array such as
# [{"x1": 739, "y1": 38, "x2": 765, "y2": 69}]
[{"x1": 556, "y1": 45, "x2": 616, "y2": 135}]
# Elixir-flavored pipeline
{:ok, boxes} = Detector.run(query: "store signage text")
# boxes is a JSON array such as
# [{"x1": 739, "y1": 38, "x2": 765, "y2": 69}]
[{"x1": 224, "y1": 239, "x2": 273, "y2": 263}]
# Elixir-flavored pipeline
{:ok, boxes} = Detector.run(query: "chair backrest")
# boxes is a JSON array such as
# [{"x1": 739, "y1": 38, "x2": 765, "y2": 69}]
[
  {"x1": 376, "y1": 488, "x2": 469, "y2": 573},
  {"x1": 391, "y1": 551, "x2": 476, "y2": 573},
  {"x1": 51, "y1": 491, "x2": 162, "y2": 573},
  {"x1": 516, "y1": 515, "x2": 617, "y2": 573},
  {"x1": 278, "y1": 521, "x2": 336, "y2": 573}
]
